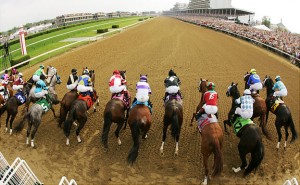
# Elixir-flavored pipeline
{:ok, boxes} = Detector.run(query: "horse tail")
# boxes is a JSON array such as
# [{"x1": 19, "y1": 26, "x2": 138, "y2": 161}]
[
  {"x1": 212, "y1": 136, "x2": 223, "y2": 177},
  {"x1": 288, "y1": 115, "x2": 298, "y2": 143},
  {"x1": 63, "y1": 105, "x2": 75, "y2": 138},
  {"x1": 101, "y1": 111, "x2": 112, "y2": 147},
  {"x1": 0, "y1": 103, "x2": 8, "y2": 116},
  {"x1": 59, "y1": 101, "x2": 67, "y2": 128},
  {"x1": 14, "y1": 111, "x2": 30, "y2": 133},
  {"x1": 243, "y1": 139, "x2": 264, "y2": 177},
  {"x1": 171, "y1": 108, "x2": 179, "y2": 140},
  {"x1": 127, "y1": 120, "x2": 140, "y2": 165}
]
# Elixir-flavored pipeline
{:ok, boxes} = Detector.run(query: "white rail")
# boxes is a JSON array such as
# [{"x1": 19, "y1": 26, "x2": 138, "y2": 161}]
[{"x1": 59, "y1": 176, "x2": 77, "y2": 185}]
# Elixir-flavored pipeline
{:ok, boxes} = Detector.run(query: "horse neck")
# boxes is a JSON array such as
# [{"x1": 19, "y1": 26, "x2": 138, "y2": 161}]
[
  {"x1": 48, "y1": 76, "x2": 57, "y2": 92},
  {"x1": 266, "y1": 86, "x2": 274, "y2": 98}
]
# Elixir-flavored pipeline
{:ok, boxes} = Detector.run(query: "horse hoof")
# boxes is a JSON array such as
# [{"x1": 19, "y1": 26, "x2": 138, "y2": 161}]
[
  {"x1": 160, "y1": 150, "x2": 164, "y2": 156},
  {"x1": 97, "y1": 103, "x2": 99, "y2": 106},
  {"x1": 94, "y1": 109, "x2": 97, "y2": 112},
  {"x1": 174, "y1": 152, "x2": 178, "y2": 157},
  {"x1": 189, "y1": 123, "x2": 193, "y2": 127}
]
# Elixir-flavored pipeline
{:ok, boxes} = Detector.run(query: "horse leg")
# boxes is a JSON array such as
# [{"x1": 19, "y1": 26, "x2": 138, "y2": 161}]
[
  {"x1": 75, "y1": 120, "x2": 86, "y2": 143},
  {"x1": 232, "y1": 144, "x2": 247, "y2": 173},
  {"x1": 9, "y1": 113, "x2": 17, "y2": 135},
  {"x1": 260, "y1": 113, "x2": 271, "y2": 140},
  {"x1": 160, "y1": 123, "x2": 168, "y2": 156},
  {"x1": 114, "y1": 122, "x2": 124, "y2": 145},
  {"x1": 102, "y1": 116, "x2": 112, "y2": 149},
  {"x1": 284, "y1": 125, "x2": 289, "y2": 150},
  {"x1": 275, "y1": 119, "x2": 282, "y2": 151},
  {"x1": 26, "y1": 121, "x2": 33, "y2": 146},
  {"x1": 30, "y1": 123, "x2": 40, "y2": 148},
  {"x1": 202, "y1": 154, "x2": 209, "y2": 185},
  {"x1": 5, "y1": 113, "x2": 11, "y2": 133},
  {"x1": 51, "y1": 107, "x2": 57, "y2": 118},
  {"x1": 174, "y1": 134, "x2": 179, "y2": 156}
]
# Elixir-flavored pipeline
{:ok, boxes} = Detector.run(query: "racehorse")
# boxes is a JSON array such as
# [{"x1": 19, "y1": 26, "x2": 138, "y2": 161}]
[
  {"x1": 262, "y1": 76, "x2": 298, "y2": 149},
  {"x1": 190, "y1": 79, "x2": 207, "y2": 125},
  {"x1": 25, "y1": 66, "x2": 61, "y2": 116},
  {"x1": 63, "y1": 99, "x2": 88, "y2": 145},
  {"x1": 0, "y1": 95, "x2": 7, "y2": 128},
  {"x1": 225, "y1": 117, "x2": 264, "y2": 177},
  {"x1": 101, "y1": 70, "x2": 128, "y2": 149},
  {"x1": 159, "y1": 98, "x2": 183, "y2": 156},
  {"x1": 127, "y1": 105, "x2": 151, "y2": 165},
  {"x1": 14, "y1": 92, "x2": 60, "y2": 148},
  {"x1": 4, "y1": 88, "x2": 27, "y2": 135},
  {"x1": 8, "y1": 68, "x2": 18, "y2": 87},
  {"x1": 224, "y1": 82, "x2": 271, "y2": 140}
]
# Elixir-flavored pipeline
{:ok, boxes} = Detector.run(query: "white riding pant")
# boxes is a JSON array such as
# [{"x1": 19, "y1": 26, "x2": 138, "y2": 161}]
[
  {"x1": 32, "y1": 75, "x2": 40, "y2": 82},
  {"x1": 67, "y1": 82, "x2": 78, "y2": 91},
  {"x1": 77, "y1": 85, "x2": 93, "y2": 93},
  {"x1": 13, "y1": 85, "x2": 23, "y2": 91},
  {"x1": 249, "y1": 83, "x2": 263, "y2": 91},
  {"x1": 202, "y1": 104, "x2": 218, "y2": 115},
  {"x1": 109, "y1": 85, "x2": 126, "y2": 94},
  {"x1": 166, "y1": 86, "x2": 179, "y2": 94},
  {"x1": 35, "y1": 90, "x2": 48, "y2": 98},
  {"x1": 273, "y1": 89, "x2": 287, "y2": 97},
  {"x1": 235, "y1": 108, "x2": 253, "y2": 119}
]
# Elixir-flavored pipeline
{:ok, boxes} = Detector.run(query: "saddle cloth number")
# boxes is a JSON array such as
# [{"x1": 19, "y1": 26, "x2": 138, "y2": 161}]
[{"x1": 16, "y1": 95, "x2": 26, "y2": 104}]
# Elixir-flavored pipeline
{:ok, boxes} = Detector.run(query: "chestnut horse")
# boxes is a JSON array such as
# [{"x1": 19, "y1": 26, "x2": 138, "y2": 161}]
[
  {"x1": 190, "y1": 79, "x2": 207, "y2": 125},
  {"x1": 262, "y1": 76, "x2": 298, "y2": 150},
  {"x1": 224, "y1": 82, "x2": 271, "y2": 140},
  {"x1": 159, "y1": 98, "x2": 183, "y2": 156},
  {"x1": 127, "y1": 105, "x2": 151, "y2": 165},
  {"x1": 101, "y1": 70, "x2": 128, "y2": 149}
]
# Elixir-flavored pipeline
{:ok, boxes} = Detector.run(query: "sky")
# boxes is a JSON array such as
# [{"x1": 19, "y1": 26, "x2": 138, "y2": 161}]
[{"x1": 0, "y1": 0, "x2": 299, "y2": 33}]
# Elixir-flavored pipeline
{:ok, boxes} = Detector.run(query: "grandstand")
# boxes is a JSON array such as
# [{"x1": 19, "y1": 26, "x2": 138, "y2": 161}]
[{"x1": 163, "y1": 0, "x2": 254, "y2": 25}]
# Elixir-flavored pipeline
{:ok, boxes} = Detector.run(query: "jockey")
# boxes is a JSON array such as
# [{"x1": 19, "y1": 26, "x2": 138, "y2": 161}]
[
  {"x1": 132, "y1": 75, "x2": 152, "y2": 109},
  {"x1": 1, "y1": 70, "x2": 9, "y2": 95},
  {"x1": 195, "y1": 82, "x2": 218, "y2": 119},
  {"x1": 34, "y1": 79, "x2": 49, "y2": 99},
  {"x1": 77, "y1": 69, "x2": 94, "y2": 98},
  {"x1": 66, "y1": 69, "x2": 79, "y2": 91},
  {"x1": 233, "y1": 89, "x2": 255, "y2": 120},
  {"x1": 247, "y1": 69, "x2": 262, "y2": 93},
  {"x1": 163, "y1": 69, "x2": 183, "y2": 101},
  {"x1": 272, "y1": 76, "x2": 287, "y2": 101},
  {"x1": 12, "y1": 73, "x2": 25, "y2": 92},
  {"x1": 109, "y1": 70, "x2": 129, "y2": 99},
  {"x1": 11, "y1": 68, "x2": 18, "y2": 78},
  {"x1": 32, "y1": 64, "x2": 47, "y2": 82}
]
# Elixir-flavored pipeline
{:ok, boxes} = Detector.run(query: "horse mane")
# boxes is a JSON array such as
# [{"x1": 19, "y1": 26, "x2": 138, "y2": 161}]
[{"x1": 230, "y1": 83, "x2": 240, "y2": 99}]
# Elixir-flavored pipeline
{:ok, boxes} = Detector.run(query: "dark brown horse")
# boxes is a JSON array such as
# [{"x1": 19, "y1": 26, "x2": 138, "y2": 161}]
[
  {"x1": 159, "y1": 99, "x2": 183, "y2": 156},
  {"x1": 0, "y1": 94, "x2": 7, "y2": 129},
  {"x1": 63, "y1": 99, "x2": 88, "y2": 145},
  {"x1": 127, "y1": 104, "x2": 151, "y2": 165},
  {"x1": 200, "y1": 120, "x2": 223, "y2": 185},
  {"x1": 58, "y1": 90, "x2": 78, "y2": 127},
  {"x1": 190, "y1": 79, "x2": 207, "y2": 125},
  {"x1": 262, "y1": 76, "x2": 298, "y2": 150},
  {"x1": 224, "y1": 82, "x2": 271, "y2": 140},
  {"x1": 101, "y1": 70, "x2": 128, "y2": 149}
]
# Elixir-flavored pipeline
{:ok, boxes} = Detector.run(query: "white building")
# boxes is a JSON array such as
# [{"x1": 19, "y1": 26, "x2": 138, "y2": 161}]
[{"x1": 210, "y1": 0, "x2": 232, "y2": 8}]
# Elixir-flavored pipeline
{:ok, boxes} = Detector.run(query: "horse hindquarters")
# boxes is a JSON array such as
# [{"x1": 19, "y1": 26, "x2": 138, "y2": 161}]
[{"x1": 212, "y1": 126, "x2": 223, "y2": 177}]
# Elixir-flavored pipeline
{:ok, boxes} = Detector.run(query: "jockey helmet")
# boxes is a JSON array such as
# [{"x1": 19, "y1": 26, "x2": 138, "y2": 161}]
[
  {"x1": 243, "y1": 89, "x2": 251, "y2": 95},
  {"x1": 140, "y1": 75, "x2": 147, "y2": 82},
  {"x1": 71, "y1": 69, "x2": 77, "y2": 73},
  {"x1": 168, "y1": 69, "x2": 176, "y2": 76},
  {"x1": 12, "y1": 68, "x2": 17, "y2": 74},
  {"x1": 113, "y1": 70, "x2": 120, "y2": 75},
  {"x1": 40, "y1": 64, "x2": 44, "y2": 69},
  {"x1": 250, "y1": 68, "x2": 256, "y2": 74},
  {"x1": 4, "y1": 70, "x2": 8, "y2": 73},
  {"x1": 83, "y1": 69, "x2": 89, "y2": 75},
  {"x1": 275, "y1": 75, "x2": 281, "y2": 81},
  {"x1": 207, "y1": 82, "x2": 215, "y2": 90},
  {"x1": 18, "y1": 73, "x2": 23, "y2": 77}
]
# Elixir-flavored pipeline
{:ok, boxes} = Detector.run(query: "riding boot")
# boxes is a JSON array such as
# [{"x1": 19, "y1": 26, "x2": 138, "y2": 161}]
[
  {"x1": 4, "y1": 86, "x2": 7, "y2": 95},
  {"x1": 178, "y1": 90, "x2": 183, "y2": 99},
  {"x1": 90, "y1": 91, "x2": 95, "y2": 101},
  {"x1": 195, "y1": 108, "x2": 204, "y2": 120},
  {"x1": 163, "y1": 92, "x2": 169, "y2": 102},
  {"x1": 231, "y1": 114, "x2": 239, "y2": 123},
  {"x1": 132, "y1": 97, "x2": 137, "y2": 105}
]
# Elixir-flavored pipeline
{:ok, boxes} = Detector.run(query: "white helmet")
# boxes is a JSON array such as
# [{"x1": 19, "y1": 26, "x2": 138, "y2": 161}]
[
  {"x1": 83, "y1": 69, "x2": 89, "y2": 75},
  {"x1": 18, "y1": 73, "x2": 23, "y2": 77},
  {"x1": 244, "y1": 89, "x2": 251, "y2": 95}
]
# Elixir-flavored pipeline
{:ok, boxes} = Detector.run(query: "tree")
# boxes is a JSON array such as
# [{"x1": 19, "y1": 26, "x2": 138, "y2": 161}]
[{"x1": 262, "y1": 16, "x2": 271, "y2": 28}]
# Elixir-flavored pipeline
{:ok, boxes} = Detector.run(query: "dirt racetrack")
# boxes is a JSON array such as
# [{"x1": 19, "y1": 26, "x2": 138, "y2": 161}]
[{"x1": 0, "y1": 17, "x2": 299, "y2": 185}]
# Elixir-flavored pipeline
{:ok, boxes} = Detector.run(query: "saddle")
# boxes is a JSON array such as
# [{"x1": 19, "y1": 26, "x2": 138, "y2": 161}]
[
  {"x1": 131, "y1": 100, "x2": 152, "y2": 113},
  {"x1": 78, "y1": 94, "x2": 93, "y2": 110},
  {"x1": 36, "y1": 98, "x2": 51, "y2": 112},
  {"x1": 197, "y1": 114, "x2": 218, "y2": 133},
  {"x1": 165, "y1": 94, "x2": 182, "y2": 102},
  {"x1": 270, "y1": 98, "x2": 284, "y2": 113},
  {"x1": 112, "y1": 93, "x2": 130, "y2": 109},
  {"x1": 14, "y1": 91, "x2": 26, "y2": 105},
  {"x1": 233, "y1": 117, "x2": 254, "y2": 137}
]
